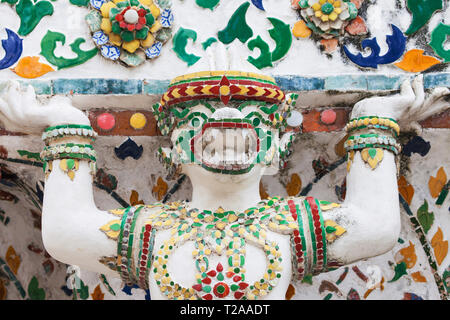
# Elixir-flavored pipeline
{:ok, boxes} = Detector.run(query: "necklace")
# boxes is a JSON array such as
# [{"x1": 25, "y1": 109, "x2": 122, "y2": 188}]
[{"x1": 146, "y1": 197, "x2": 298, "y2": 300}]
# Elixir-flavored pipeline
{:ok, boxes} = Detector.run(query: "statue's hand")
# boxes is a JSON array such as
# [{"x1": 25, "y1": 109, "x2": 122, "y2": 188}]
[
  {"x1": 0, "y1": 81, "x2": 90, "y2": 134},
  {"x1": 351, "y1": 75, "x2": 449, "y2": 131}
]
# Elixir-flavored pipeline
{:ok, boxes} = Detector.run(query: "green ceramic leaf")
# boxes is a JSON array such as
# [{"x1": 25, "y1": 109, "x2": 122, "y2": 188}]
[
  {"x1": 325, "y1": 226, "x2": 337, "y2": 234},
  {"x1": 27, "y1": 276, "x2": 45, "y2": 300},
  {"x1": 247, "y1": 36, "x2": 273, "y2": 69},
  {"x1": 260, "y1": 104, "x2": 278, "y2": 115},
  {"x1": 77, "y1": 279, "x2": 89, "y2": 300},
  {"x1": 66, "y1": 159, "x2": 75, "y2": 170},
  {"x1": 405, "y1": 0, "x2": 442, "y2": 35},
  {"x1": 110, "y1": 223, "x2": 121, "y2": 231},
  {"x1": 267, "y1": 17, "x2": 292, "y2": 62},
  {"x1": 417, "y1": 200, "x2": 434, "y2": 234},
  {"x1": 17, "y1": 150, "x2": 42, "y2": 161},
  {"x1": 69, "y1": 0, "x2": 90, "y2": 6},
  {"x1": 388, "y1": 262, "x2": 407, "y2": 282},
  {"x1": 368, "y1": 148, "x2": 377, "y2": 159},
  {"x1": 171, "y1": 107, "x2": 190, "y2": 119},
  {"x1": 40, "y1": 30, "x2": 98, "y2": 69},
  {"x1": 196, "y1": 0, "x2": 219, "y2": 10},
  {"x1": 16, "y1": 0, "x2": 54, "y2": 36},
  {"x1": 1, "y1": 0, "x2": 19, "y2": 4},
  {"x1": 429, "y1": 22, "x2": 450, "y2": 63},
  {"x1": 72, "y1": 278, "x2": 89, "y2": 300},
  {"x1": 202, "y1": 37, "x2": 217, "y2": 50},
  {"x1": 172, "y1": 27, "x2": 201, "y2": 66},
  {"x1": 218, "y1": 2, "x2": 253, "y2": 45},
  {"x1": 301, "y1": 274, "x2": 313, "y2": 285}
]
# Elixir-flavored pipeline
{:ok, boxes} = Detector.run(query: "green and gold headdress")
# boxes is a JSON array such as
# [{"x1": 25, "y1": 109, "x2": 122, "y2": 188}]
[{"x1": 152, "y1": 71, "x2": 299, "y2": 136}]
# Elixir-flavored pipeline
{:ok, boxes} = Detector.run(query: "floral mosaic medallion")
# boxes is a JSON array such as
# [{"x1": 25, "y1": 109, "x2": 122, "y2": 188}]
[
  {"x1": 86, "y1": 0, "x2": 174, "y2": 67},
  {"x1": 297, "y1": 0, "x2": 358, "y2": 39}
]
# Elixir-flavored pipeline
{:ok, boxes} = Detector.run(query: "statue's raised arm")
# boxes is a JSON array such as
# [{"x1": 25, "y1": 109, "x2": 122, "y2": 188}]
[
  {"x1": 0, "y1": 81, "x2": 119, "y2": 277},
  {"x1": 317, "y1": 75, "x2": 449, "y2": 274},
  {"x1": 0, "y1": 72, "x2": 447, "y2": 300}
]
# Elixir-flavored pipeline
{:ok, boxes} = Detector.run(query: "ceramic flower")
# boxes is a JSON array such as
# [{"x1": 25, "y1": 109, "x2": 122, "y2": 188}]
[
  {"x1": 86, "y1": 0, "x2": 174, "y2": 67},
  {"x1": 298, "y1": 0, "x2": 358, "y2": 39}
]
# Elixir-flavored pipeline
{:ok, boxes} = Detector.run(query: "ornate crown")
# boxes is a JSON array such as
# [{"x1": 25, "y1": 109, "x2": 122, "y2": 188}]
[{"x1": 152, "y1": 70, "x2": 298, "y2": 136}]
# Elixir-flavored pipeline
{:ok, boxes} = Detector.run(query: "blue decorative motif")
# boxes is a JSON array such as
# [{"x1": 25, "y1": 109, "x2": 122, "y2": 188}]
[
  {"x1": 145, "y1": 41, "x2": 162, "y2": 59},
  {"x1": 90, "y1": 0, "x2": 106, "y2": 10},
  {"x1": 251, "y1": 0, "x2": 265, "y2": 11},
  {"x1": 114, "y1": 138, "x2": 144, "y2": 160},
  {"x1": 144, "y1": 289, "x2": 151, "y2": 300},
  {"x1": 343, "y1": 24, "x2": 407, "y2": 69},
  {"x1": 160, "y1": 9, "x2": 174, "y2": 28},
  {"x1": 122, "y1": 284, "x2": 139, "y2": 295},
  {"x1": 402, "y1": 136, "x2": 431, "y2": 157},
  {"x1": 0, "y1": 29, "x2": 23, "y2": 70},
  {"x1": 92, "y1": 31, "x2": 109, "y2": 46},
  {"x1": 100, "y1": 45, "x2": 120, "y2": 60}
]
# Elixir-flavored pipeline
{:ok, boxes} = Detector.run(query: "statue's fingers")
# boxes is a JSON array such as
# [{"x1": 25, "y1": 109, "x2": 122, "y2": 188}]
[
  {"x1": 406, "y1": 75, "x2": 425, "y2": 118},
  {"x1": 419, "y1": 99, "x2": 450, "y2": 121},
  {"x1": 425, "y1": 87, "x2": 450, "y2": 107},
  {"x1": 399, "y1": 78, "x2": 414, "y2": 98},
  {"x1": 411, "y1": 74, "x2": 424, "y2": 94},
  {"x1": 411, "y1": 75, "x2": 424, "y2": 105},
  {"x1": 25, "y1": 84, "x2": 37, "y2": 105},
  {"x1": 393, "y1": 78, "x2": 416, "y2": 112}
]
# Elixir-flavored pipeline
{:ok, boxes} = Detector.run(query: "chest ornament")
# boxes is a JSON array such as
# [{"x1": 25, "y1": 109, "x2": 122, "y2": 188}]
[{"x1": 99, "y1": 197, "x2": 346, "y2": 300}]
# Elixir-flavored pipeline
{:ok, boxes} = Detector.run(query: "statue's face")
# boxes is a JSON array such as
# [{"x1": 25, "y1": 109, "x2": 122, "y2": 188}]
[{"x1": 170, "y1": 101, "x2": 282, "y2": 177}]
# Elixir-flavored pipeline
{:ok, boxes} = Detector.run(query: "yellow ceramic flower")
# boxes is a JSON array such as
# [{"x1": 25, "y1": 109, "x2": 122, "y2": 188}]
[{"x1": 312, "y1": 0, "x2": 342, "y2": 22}]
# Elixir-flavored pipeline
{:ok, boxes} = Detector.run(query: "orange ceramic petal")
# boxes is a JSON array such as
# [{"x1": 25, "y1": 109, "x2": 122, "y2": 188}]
[
  {"x1": 91, "y1": 284, "x2": 105, "y2": 300},
  {"x1": 395, "y1": 241, "x2": 417, "y2": 269},
  {"x1": 130, "y1": 189, "x2": 144, "y2": 206},
  {"x1": 12, "y1": 56, "x2": 54, "y2": 79},
  {"x1": 286, "y1": 173, "x2": 302, "y2": 196},
  {"x1": 259, "y1": 181, "x2": 269, "y2": 200},
  {"x1": 394, "y1": 49, "x2": 441, "y2": 73},
  {"x1": 292, "y1": 20, "x2": 312, "y2": 38},
  {"x1": 152, "y1": 177, "x2": 168, "y2": 201},
  {"x1": 428, "y1": 167, "x2": 447, "y2": 198},
  {"x1": 431, "y1": 227, "x2": 448, "y2": 266},
  {"x1": 411, "y1": 271, "x2": 427, "y2": 283},
  {"x1": 285, "y1": 284, "x2": 296, "y2": 300},
  {"x1": 6, "y1": 246, "x2": 21, "y2": 275},
  {"x1": 398, "y1": 175, "x2": 414, "y2": 205},
  {"x1": 320, "y1": 38, "x2": 339, "y2": 53}
]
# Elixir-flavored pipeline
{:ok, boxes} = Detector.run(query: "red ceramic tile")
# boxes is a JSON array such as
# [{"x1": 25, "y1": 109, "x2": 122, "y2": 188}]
[{"x1": 345, "y1": 16, "x2": 368, "y2": 36}]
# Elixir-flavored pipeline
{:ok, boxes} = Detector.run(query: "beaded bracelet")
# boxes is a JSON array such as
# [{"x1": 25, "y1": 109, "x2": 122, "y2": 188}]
[
  {"x1": 42, "y1": 124, "x2": 98, "y2": 144},
  {"x1": 345, "y1": 116, "x2": 400, "y2": 136},
  {"x1": 40, "y1": 143, "x2": 97, "y2": 162},
  {"x1": 345, "y1": 143, "x2": 400, "y2": 155},
  {"x1": 344, "y1": 133, "x2": 401, "y2": 154},
  {"x1": 116, "y1": 205, "x2": 144, "y2": 286}
]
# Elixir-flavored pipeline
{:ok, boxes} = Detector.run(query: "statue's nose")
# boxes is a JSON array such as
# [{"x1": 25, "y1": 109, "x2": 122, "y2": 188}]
[{"x1": 210, "y1": 107, "x2": 243, "y2": 120}]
